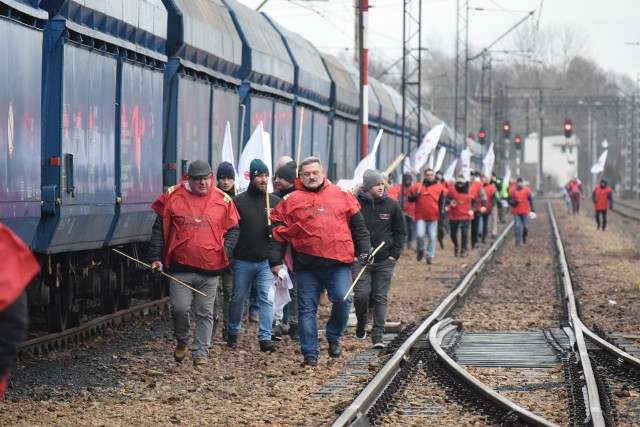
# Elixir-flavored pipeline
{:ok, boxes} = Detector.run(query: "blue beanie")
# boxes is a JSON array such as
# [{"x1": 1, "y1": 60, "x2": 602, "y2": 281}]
[
  {"x1": 250, "y1": 159, "x2": 269, "y2": 177},
  {"x1": 216, "y1": 161, "x2": 235, "y2": 180}
]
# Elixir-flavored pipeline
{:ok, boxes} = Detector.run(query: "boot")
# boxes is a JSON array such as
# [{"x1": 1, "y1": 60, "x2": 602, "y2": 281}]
[
  {"x1": 417, "y1": 250, "x2": 424, "y2": 262},
  {"x1": 454, "y1": 246, "x2": 459, "y2": 257},
  {"x1": 289, "y1": 324, "x2": 299, "y2": 341},
  {"x1": 259, "y1": 340, "x2": 278, "y2": 353},
  {"x1": 460, "y1": 248, "x2": 467, "y2": 257},
  {"x1": 227, "y1": 334, "x2": 238, "y2": 349}
]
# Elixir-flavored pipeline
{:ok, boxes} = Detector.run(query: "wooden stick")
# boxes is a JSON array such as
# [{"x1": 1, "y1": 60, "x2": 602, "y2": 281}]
[
  {"x1": 265, "y1": 188, "x2": 271, "y2": 226},
  {"x1": 111, "y1": 249, "x2": 206, "y2": 297},
  {"x1": 384, "y1": 153, "x2": 405, "y2": 176},
  {"x1": 342, "y1": 241, "x2": 386, "y2": 301},
  {"x1": 295, "y1": 107, "x2": 305, "y2": 175}
]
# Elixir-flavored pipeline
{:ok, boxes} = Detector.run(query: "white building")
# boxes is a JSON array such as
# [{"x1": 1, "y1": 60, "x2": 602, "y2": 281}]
[{"x1": 523, "y1": 133, "x2": 579, "y2": 191}]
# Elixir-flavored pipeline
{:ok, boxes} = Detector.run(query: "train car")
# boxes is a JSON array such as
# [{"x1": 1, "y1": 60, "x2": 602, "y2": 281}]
[
  {"x1": 32, "y1": 0, "x2": 168, "y2": 331},
  {"x1": 0, "y1": 0, "x2": 48, "y2": 246}
]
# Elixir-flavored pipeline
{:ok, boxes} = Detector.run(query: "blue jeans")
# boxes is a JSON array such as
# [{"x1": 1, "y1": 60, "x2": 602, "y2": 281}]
[
  {"x1": 513, "y1": 214, "x2": 530, "y2": 244},
  {"x1": 170, "y1": 273, "x2": 219, "y2": 359},
  {"x1": 228, "y1": 259, "x2": 274, "y2": 341},
  {"x1": 297, "y1": 266, "x2": 352, "y2": 358},
  {"x1": 404, "y1": 215, "x2": 415, "y2": 246},
  {"x1": 416, "y1": 219, "x2": 438, "y2": 259}
]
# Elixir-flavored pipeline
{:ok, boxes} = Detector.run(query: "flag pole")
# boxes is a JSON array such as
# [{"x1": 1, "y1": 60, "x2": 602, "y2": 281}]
[{"x1": 295, "y1": 107, "x2": 305, "y2": 174}]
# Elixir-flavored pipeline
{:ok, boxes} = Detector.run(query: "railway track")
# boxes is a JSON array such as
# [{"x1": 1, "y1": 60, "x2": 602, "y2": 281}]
[{"x1": 332, "y1": 199, "x2": 640, "y2": 426}]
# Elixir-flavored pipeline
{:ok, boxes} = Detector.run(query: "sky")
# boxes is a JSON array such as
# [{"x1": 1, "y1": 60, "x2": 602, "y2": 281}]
[{"x1": 236, "y1": 0, "x2": 640, "y2": 83}]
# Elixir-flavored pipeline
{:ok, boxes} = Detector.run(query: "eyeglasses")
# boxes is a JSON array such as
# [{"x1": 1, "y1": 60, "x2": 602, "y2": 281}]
[{"x1": 190, "y1": 175, "x2": 211, "y2": 182}]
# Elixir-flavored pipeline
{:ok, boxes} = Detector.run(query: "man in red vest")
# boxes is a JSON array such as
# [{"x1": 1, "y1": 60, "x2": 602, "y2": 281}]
[
  {"x1": 388, "y1": 173, "x2": 415, "y2": 250},
  {"x1": 150, "y1": 160, "x2": 240, "y2": 367},
  {"x1": 408, "y1": 169, "x2": 444, "y2": 264},
  {"x1": 592, "y1": 178, "x2": 613, "y2": 231},
  {"x1": 565, "y1": 177, "x2": 583, "y2": 214},
  {"x1": 508, "y1": 177, "x2": 535, "y2": 246},
  {"x1": 0, "y1": 224, "x2": 40, "y2": 401}
]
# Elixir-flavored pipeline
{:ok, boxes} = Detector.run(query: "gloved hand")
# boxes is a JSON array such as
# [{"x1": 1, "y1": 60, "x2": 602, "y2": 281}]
[
  {"x1": 529, "y1": 211, "x2": 536, "y2": 220},
  {"x1": 357, "y1": 252, "x2": 374, "y2": 266},
  {"x1": 264, "y1": 224, "x2": 274, "y2": 238},
  {"x1": 151, "y1": 261, "x2": 163, "y2": 274},
  {"x1": 407, "y1": 193, "x2": 419, "y2": 202}
]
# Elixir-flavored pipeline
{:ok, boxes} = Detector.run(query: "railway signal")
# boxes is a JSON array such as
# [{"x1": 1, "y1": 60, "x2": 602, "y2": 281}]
[
  {"x1": 478, "y1": 128, "x2": 486, "y2": 144},
  {"x1": 514, "y1": 135, "x2": 522, "y2": 149},
  {"x1": 564, "y1": 119, "x2": 573, "y2": 138},
  {"x1": 502, "y1": 120, "x2": 511, "y2": 139}
]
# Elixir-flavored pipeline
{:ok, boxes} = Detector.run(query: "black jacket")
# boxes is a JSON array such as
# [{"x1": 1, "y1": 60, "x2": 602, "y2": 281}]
[
  {"x1": 233, "y1": 183, "x2": 281, "y2": 262},
  {"x1": 357, "y1": 190, "x2": 406, "y2": 261}
]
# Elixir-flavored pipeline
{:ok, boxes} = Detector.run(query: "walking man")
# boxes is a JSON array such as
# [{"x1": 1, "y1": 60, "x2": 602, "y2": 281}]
[
  {"x1": 446, "y1": 173, "x2": 482, "y2": 257},
  {"x1": 150, "y1": 160, "x2": 240, "y2": 366},
  {"x1": 388, "y1": 173, "x2": 415, "y2": 250},
  {"x1": 227, "y1": 159, "x2": 281, "y2": 353},
  {"x1": 269, "y1": 157, "x2": 371, "y2": 367},
  {"x1": 409, "y1": 169, "x2": 444, "y2": 264},
  {"x1": 508, "y1": 177, "x2": 535, "y2": 245},
  {"x1": 592, "y1": 178, "x2": 613, "y2": 231}
]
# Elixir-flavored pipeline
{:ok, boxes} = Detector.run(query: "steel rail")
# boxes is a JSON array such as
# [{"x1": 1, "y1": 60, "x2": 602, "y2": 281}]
[
  {"x1": 548, "y1": 199, "x2": 606, "y2": 426},
  {"x1": 332, "y1": 221, "x2": 513, "y2": 427},
  {"x1": 429, "y1": 318, "x2": 559, "y2": 427}
]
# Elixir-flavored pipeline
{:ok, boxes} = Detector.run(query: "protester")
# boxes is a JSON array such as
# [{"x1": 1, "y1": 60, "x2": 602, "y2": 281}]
[
  {"x1": 353, "y1": 170, "x2": 405, "y2": 347},
  {"x1": 508, "y1": 177, "x2": 535, "y2": 245},
  {"x1": 0, "y1": 224, "x2": 40, "y2": 401},
  {"x1": 480, "y1": 176, "x2": 499, "y2": 243},
  {"x1": 435, "y1": 170, "x2": 450, "y2": 249},
  {"x1": 592, "y1": 178, "x2": 613, "y2": 231},
  {"x1": 269, "y1": 157, "x2": 371, "y2": 367},
  {"x1": 446, "y1": 173, "x2": 480, "y2": 257},
  {"x1": 409, "y1": 169, "x2": 444, "y2": 264},
  {"x1": 149, "y1": 160, "x2": 240, "y2": 366},
  {"x1": 388, "y1": 173, "x2": 416, "y2": 250},
  {"x1": 469, "y1": 171, "x2": 487, "y2": 249},
  {"x1": 565, "y1": 177, "x2": 583, "y2": 214},
  {"x1": 271, "y1": 158, "x2": 299, "y2": 341},
  {"x1": 227, "y1": 159, "x2": 281, "y2": 353}
]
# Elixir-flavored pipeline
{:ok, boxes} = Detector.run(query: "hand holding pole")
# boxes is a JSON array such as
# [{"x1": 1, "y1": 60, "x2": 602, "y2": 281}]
[
  {"x1": 343, "y1": 241, "x2": 386, "y2": 301},
  {"x1": 111, "y1": 249, "x2": 207, "y2": 297}
]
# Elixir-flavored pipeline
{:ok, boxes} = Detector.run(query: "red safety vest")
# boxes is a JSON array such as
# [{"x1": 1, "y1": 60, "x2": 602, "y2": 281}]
[
  {"x1": 270, "y1": 178, "x2": 361, "y2": 264},
  {"x1": 509, "y1": 186, "x2": 532, "y2": 215},
  {"x1": 388, "y1": 183, "x2": 416, "y2": 218},
  {"x1": 593, "y1": 186, "x2": 612, "y2": 211},
  {"x1": 0, "y1": 224, "x2": 39, "y2": 312},
  {"x1": 483, "y1": 183, "x2": 497, "y2": 214},
  {"x1": 411, "y1": 181, "x2": 444, "y2": 221},
  {"x1": 151, "y1": 175, "x2": 240, "y2": 271},
  {"x1": 448, "y1": 185, "x2": 475, "y2": 221}
]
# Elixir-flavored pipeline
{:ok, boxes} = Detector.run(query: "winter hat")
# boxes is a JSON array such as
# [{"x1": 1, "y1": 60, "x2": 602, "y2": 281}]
[
  {"x1": 362, "y1": 169, "x2": 384, "y2": 192},
  {"x1": 216, "y1": 161, "x2": 235, "y2": 180},
  {"x1": 187, "y1": 160, "x2": 212, "y2": 178},
  {"x1": 250, "y1": 159, "x2": 269, "y2": 177},
  {"x1": 275, "y1": 160, "x2": 297, "y2": 184},
  {"x1": 456, "y1": 173, "x2": 466, "y2": 184}
]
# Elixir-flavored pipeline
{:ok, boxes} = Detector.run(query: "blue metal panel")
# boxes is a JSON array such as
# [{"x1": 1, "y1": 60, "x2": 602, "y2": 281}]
[
  {"x1": 211, "y1": 87, "x2": 240, "y2": 167},
  {"x1": 321, "y1": 53, "x2": 358, "y2": 117},
  {"x1": 0, "y1": 16, "x2": 42, "y2": 245},
  {"x1": 107, "y1": 63, "x2": 164, "y2": 246},
  {"x1": 222, "y1": 0, "x2": 294, "y2": 93},
  {"x1": 338, "y1": 58, "x2": 380, "y2": 124},
  {"x1": 1, "y1": 0, "x2": 48, "y2": 19},
  {"x1": 163, "y1": 0, "x2": 242, "y2": 80},
  {"x1": 263, "y1": 15, "x2": 330, "y2": 106},
  {"x1": 39, "y1": 0, "x2": 167, "y2": 58},
  {"x1": 370, "y1": 79, "x2": 395, "y2": 127}
]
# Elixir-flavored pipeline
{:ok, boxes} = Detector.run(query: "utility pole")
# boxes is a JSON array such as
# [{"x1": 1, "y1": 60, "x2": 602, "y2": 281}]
[{"x1": 357, "y1": 0, "x2": 369, "y2": 158}]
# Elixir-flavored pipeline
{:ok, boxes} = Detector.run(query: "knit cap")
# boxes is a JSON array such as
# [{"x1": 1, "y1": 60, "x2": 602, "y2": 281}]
[
  {"x1": 275, "y1": 160, "x2": 297, "y2": 184},
  {"x1": 362, "y1": 169, "x2": 384, "y2": 192},
  {"x1": 187, "y1": 160, "x2": 212, "y2": 178},
  {"x1": 216, "y1": 161, "x2": 235, "y2": 180},
  {"x1": 250, "y1": 159, "x2": 269, "y2": 177},
  {"x1": 456, "y1": 173, "x2": 466, "y2": 184}
]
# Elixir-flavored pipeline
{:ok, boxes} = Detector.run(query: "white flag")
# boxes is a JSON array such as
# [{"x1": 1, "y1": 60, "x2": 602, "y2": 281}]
[
  {"x1": 237, "y1": 122, "x2": 273, "y2": 193},
  {"x1": 442, "y1": 159, "x2": 458, "y2": 182},
  {"x1": 482, "y1": 143, "x2": 495, "y2": 179},
  {"x1": 337, "y1": 129, "x2": 384, "y2": 190},
  {"x1": 503, "y1": 165, "x2": 511, "y2": 184},
  {"x1": 221, "y1": 121, "x2": 239, "y2": 183},
  {"x1": 434, "y1": 147, "x2": 447, "y2": 172},
  {"x1": 414, "y1": 123, "x2": 444, "y2": 172},
  {"x1": 460, "y1": 148, "x2": 471, "y2": 181},
  {"x1": 590, "y1": 149, "x2": 608, "y2": 174}
]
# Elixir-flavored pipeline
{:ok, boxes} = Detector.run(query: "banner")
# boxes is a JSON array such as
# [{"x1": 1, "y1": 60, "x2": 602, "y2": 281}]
[
  {"x1": 221, "y1": 121, "x2": 239, "y2": 183},
  {"x1": 482, "y1": 143, "x2": 495, "y2": 179},
  {"x1": 442, "y1": 159, "x2": 458, "y2": 182},
  {"x1": 414, "y1": 123, "x2": 444, "y2": 172},
  {"x1": 434, "y1": 147, "x2": 447, "y2": 172},
  {"x1": 460, "y1": 148, "x2": 471, "y2": 181},
  {"x1": 237, "y1": 122, "x2": 273, "y2": 193},
  {"x1": 590, "y1": 149, "x2": 608, "y2": 174}
]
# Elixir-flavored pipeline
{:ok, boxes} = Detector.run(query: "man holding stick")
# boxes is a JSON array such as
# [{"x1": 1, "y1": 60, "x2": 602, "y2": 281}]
[
  {"x1": 352, "y1": 170, "x2": 405, "y2": 348},
  {"x1": 269, "y1": 157, "x2": 371, "y2": 367},
  {"x1": 149, "y1": 160, "x2": 240, "y2": 367}
]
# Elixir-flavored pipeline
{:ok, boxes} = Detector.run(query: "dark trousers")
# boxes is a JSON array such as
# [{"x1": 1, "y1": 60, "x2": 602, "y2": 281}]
[
  {"x1": 404, "y1": 215, "x2": 415, "y2": 247},
  {"x1": 449, "y1": 219, "x2": 469, "y2": 251},
  {"x1": 471, "y1": 214, "x2": 481, "y2": 247},
  {"x1": 595, "y1": 210, "x2": 608, "y2": 230}
]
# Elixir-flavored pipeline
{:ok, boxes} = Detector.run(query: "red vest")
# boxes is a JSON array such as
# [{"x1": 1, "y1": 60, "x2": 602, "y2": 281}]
[
  {"x1": 388, "y1": 183, "x2": 415, "y2": 218},
  {"x1": 411, "y1": 181, "x2": 443, "y2": 221},
  {"x1": 270, "y1": 179, "x2": 361, "y2": 264},
  {"x1": 447, "y1": 185, "x2": 475, "y2": 221},
  {"x1": 593, "y1": 186, "x2": 612, "y2": 211},
  {"x1": 0, "y1": 224, "x2": 40, "y2": 312},
  {"x1": 509, "y1": 186, "x2": 532, "y2": 215},
  {"x1": 151, "y1": 176, "x2": 240, "y2": 271},
  {"x1": 483, "y1": 183, "x2": 497, "y2": 214}
]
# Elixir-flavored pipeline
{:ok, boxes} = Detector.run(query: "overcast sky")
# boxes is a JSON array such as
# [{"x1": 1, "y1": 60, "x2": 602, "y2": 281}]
[{"x1": 237, "y1": 0, "x2": 640, "y2": 82}]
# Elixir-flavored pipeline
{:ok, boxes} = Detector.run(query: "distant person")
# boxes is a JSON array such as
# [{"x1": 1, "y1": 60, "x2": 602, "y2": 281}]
[
  {"x1": 0, "y1": 224, "x2": 40, "y2": 401},
  {"x1": 565, "y1": 177, "x2": 583, "y2": 214},
  {"x1": 480, "y1": 176, "x2": 499, "y2": 242},
  {"x1": 409, "y1": 169, "x2": 444, "y2": 264},
  {"x1": 388, "y1": 173, "x2": 416, "y2": 250},
  {"x1": 469, "y1": 171, "x2": 487, "y2": 249},
  {"x1": 269, "y1": 157, "x2": 371, "y2": 367},
  {"x1": 592, "y1": 178, "x2": 613, "y2": 231},
  {"x1": 435, "y1": 170, "x2": 450, "y2": 249},
  {"x1": 353, "y1": 169, "x2": 405, "y2": 347},
  {"x1": 508, "y1": 177, "x2": 535, "y2": 246},
  {"x1": 446, "y1": 173, "x2": 479, "y2": 257},
  {"x1": 149, "y1": 160, "x2": 240, "y2": 367}
]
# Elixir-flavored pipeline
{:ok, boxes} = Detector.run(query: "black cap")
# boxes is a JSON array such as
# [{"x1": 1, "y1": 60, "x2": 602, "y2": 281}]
[
  {"x1": 216, "y1": 161, "x2": 235, "y2": 180},
  {"x1": 275, "y1": 160, "x2": 297, "y2": 184}
]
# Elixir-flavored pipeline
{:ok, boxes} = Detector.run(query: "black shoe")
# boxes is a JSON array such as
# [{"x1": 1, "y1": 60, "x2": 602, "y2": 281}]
[
  {"x1": 439, "y1": 239, "x2": 445, "y2": 249},
  {"x1": 372, "y1": 334, "x2": 386, "y2": 349},
  {"x1": 226, "y1": 334, "x2": 238, "y2": 349},
  {"x1": 327, "y1": 340, "x2": 342, "y2": 358},
  {"x1": 302, "y1": 355, "x2": 318, "y2": 367},
  {"x1": 426, "y1": 257, "x2": 433, "y2": 265},
  {"x1": 454, "y1": 246, "x2": 459, "y2": 257},
  {"x1": 416, "y1": 250, "x2": 424, "y2": 262},
  {"x1": 259, "y1": 340, "x2": 278, "y2": 353},
  {"x1": 271, "y1": 323, "x2": 284, "y2": 341},
  {"x1": 355, "y1": 322, "x2": 367, "y2": 339},
  {"x1": 289, "y1": 324, "x2": 299, "y2": 341}
]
